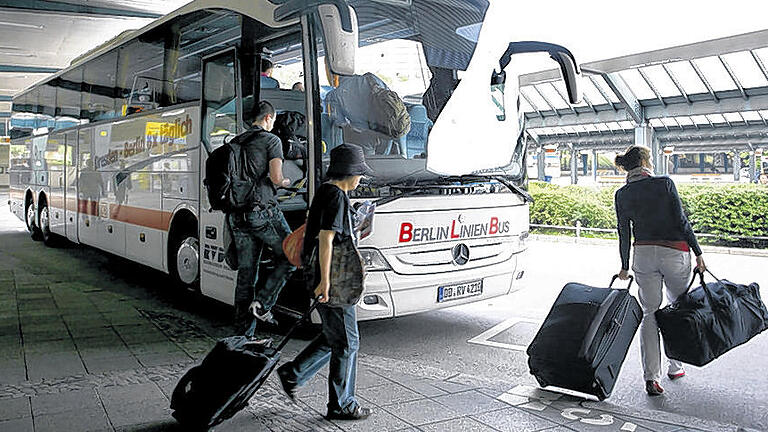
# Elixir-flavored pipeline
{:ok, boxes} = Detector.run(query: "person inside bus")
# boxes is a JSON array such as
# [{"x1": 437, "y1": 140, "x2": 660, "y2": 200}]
[
  {"x1": 260, "y1": 58, "x2": 280, "y2": 89},
  {"x1": 614, "y1": 145, "x2": 706, "y2": 396},
  {"x1": 277, "y1": 144, "x2": 373, "y2": 421},
  {"x1": 228, "y1": 100, "x2": 295, "y2": 336}
]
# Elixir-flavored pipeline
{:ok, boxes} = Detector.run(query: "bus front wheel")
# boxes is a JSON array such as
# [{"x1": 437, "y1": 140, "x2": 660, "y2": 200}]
[{"x1": 170, "y1": 229, "x2": 200, "y2": 292}]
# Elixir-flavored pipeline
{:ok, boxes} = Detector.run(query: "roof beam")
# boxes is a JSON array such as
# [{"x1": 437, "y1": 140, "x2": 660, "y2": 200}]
[
  {"x1": 0, "y1": 0, "x2": 161, "y2": 19},
  {"x1": 597, "y1": 71, "x2": 644, "y2": 125},
  {"x1": 525, "y1": 89, "x2": 768, "y2": 128},
  {"x1": 0, "y1": 96, "x2": 11, "y2": 102},
  {"x1": 521, "y1": 28, "x2": 768, "y2": 86},
  {"x1": 0, "y1": 65, "x2": 60, "y2": 74}
]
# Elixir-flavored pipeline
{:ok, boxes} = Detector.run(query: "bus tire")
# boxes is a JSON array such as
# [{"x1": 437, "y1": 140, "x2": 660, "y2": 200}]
[
  {"x1": 169, "y1": 224, "x2": 200, "y2": 292},
  {"x1": 39, "y1": 199, "x2": 60, "y2": 247},
  {"x1": 25, "y1": 197, "x2": 42, "y2": 241}
]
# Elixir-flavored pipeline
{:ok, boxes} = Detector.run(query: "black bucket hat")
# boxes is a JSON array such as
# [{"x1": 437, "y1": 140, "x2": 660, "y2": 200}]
[{"x1": 327, "y1": 144, "x2": 374, "y2": 177}]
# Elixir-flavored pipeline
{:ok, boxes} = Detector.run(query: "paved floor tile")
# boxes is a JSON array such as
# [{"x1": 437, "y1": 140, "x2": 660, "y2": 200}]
[
  {"x1": 135, "y1": 351, "x2": 191, "y2": 367},
  {"x1": 433, "y1": 390, "x2": 510, "y2": 417},
  {"x1": 0, "y1": 397, "x2": 30, "y2": 420},
  {"x1": 26, "y1": 352, "x2": 86, "y2": 381},
  {"x1": 472, "y1": 407, "x2": 563, "y2": 432},
  {"x1": 420, "y1": 416, "x2": 499, "y2": 432},
  {"x1": 356, "y1": 370, "x2": 391, "y2": 389},
  {"x1": 100, "y1": 382, "x2": 167, "y2": 407},
  {"x1": 31, "y1": 389, "x2": 102, "y2": 416},
  {"x1": 331, "y1": 405, "x2": 410, "y2": 432},
  {"x1": 395, "y1": 379, "x2": 449, "y2": 398},
  {"x1": 0, "y1": 360, "x2": 27, "y2": 384},
  {"x1": 126, "y1": 341, "x2": 183, "y2": 356},
  {"x1": 83, "y1": 355, "x2": 142, "y2": 374},
  {"x1": 357, "y1": 382, "x2": 426, "y2": 406},
  {"x1": 20, "y1": 330, "x2": 68, "y2": 343},
  {"x1": 0, "y1": 416, "x2": 34, "y2": 432},
  {"x1": 33, "y1": 408, "x2": 112, "y2": 432},
  {"x1": 386, "y1": 397, "x2": 462, "y2": 426},
  {"x1": 23, "y1": 339, "x2": 78, "y2": 355},
  {"x1": 103, "y1": 400, "x2": 173, "y2": 428}
]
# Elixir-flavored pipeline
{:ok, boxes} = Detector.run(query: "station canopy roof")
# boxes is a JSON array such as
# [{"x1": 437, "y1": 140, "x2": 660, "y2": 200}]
[{"x1": 521, "y1": 31, "x2": 768, "y2": 153}]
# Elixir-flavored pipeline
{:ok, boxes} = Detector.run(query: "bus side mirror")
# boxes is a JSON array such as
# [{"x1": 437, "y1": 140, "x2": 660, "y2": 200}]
[
  {"x1": 553, "y1": 51, "x2": 580, "y2": 104},
  {"x1": 318, "y1": 4, "x2": 357, "y2": 76},
  {"x1": 500, "y1": 41, "x2": 581, "y2": 105}
]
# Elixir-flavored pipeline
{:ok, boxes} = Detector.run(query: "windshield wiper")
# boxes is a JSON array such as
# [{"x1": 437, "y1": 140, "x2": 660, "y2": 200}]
[{"x1": 459, "y1": 174, "x2": 533, "y2": 203}]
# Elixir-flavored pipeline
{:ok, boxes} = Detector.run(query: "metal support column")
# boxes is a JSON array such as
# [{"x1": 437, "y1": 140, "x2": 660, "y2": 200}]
[
  {"x1": 570, "y1": 147, "x2": 578, "y2": 185},
  {"x1": 537, "y1": 147, "x2": 546, "y2": 181},
  {"x1": 733, "y1": 150, "x2": 741, "y2": 181},
  {"x1": 592, "y1": 149, "x2": 599, "y2": 182},
  {"x1": 581, "y1": 154, "x2": 588, "y2": 176},
  {"x1": 749, "y1": 151, "x2": 757, "y2": 183},
  {"x1": 673, "y1": 155, "x2": 679, "y2": 174}
]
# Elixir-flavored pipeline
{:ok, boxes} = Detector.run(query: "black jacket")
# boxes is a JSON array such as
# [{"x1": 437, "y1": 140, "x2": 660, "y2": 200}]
[{"x1": 615, "y1": 176, "x2": 702, "y2": 270}]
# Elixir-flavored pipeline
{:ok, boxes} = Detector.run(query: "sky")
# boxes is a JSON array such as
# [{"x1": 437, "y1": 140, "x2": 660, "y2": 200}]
[{"x1": 488, "y1": 0, "x2": 768, "y2": 65}]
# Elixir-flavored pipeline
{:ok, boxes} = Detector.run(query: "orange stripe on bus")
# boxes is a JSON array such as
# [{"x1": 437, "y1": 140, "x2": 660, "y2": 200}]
[
  {"x1": 109, "y1": 204, "x2": 172, "y2": 232},
  {"x1": 48, "y1": 198, "x2": 174, "y2": 232}
]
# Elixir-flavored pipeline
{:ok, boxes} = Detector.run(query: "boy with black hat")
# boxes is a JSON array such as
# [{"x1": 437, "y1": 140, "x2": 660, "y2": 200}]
[{"x1": 277, "y1": 144, "x2": 374, "y2": 421}]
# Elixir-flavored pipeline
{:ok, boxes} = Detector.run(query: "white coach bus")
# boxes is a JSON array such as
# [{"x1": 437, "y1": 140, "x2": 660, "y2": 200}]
[{"x1": 9, "y1": 0, "x2": 579, "y2": 320}]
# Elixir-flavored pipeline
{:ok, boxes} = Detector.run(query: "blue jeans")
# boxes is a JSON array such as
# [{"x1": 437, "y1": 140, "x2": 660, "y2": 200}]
[
  {"x1": 229, "y1": 206, "x2": 295, "y2": 333},
  {"x1": 282, "y1": 304, "x2": 360, "y2": 413}
]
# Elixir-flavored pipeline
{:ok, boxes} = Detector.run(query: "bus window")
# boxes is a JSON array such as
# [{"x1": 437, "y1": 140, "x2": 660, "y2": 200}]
[
  {"x1": 82, "y1": 50, "x2": 119, "y2": 122},
  {"x1": 202, "y1": 50, "x2": 239, "y2": 151}
]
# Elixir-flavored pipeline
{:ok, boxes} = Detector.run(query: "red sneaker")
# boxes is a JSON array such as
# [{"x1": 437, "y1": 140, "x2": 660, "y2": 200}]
[
  {"x1": 668, "y1": 370, "x2": 686, "y2": 380},
  {"x1": 645, "y1": 380, "x2": 664, "y2": 396}
]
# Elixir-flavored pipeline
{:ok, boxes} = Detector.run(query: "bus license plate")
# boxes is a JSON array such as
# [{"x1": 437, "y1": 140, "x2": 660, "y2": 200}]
[{"x1": 437, "y1": 280, "x2": 483, "y2": 303}]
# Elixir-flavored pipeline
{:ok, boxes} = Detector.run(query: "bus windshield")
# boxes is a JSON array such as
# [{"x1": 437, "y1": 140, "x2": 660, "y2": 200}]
[{"x1": 315, "y1": 0, "x2": 532, "y2": 189}]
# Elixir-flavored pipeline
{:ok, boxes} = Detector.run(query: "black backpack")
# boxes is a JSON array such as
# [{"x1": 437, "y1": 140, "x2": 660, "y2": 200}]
[{"x1": 204, "y1": 130, "x2": 260, "y2": 212}]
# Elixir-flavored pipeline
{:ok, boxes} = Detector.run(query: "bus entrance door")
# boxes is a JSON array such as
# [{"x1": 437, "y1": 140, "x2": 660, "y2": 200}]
[{"x1": 199, "y1": 48, "x2": 242, "y2": 305}]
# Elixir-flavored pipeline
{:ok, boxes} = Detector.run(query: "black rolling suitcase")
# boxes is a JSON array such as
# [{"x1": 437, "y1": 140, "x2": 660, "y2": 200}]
[
  {"x1": 656, "y1": 269, "x2": 768, "y2": 366},
  {"x1": 527, "y1": 276, "x2": 642, "y2": 400},
  {"x1": 170, "y1": 301, "x2": 319, "y2": 430}
]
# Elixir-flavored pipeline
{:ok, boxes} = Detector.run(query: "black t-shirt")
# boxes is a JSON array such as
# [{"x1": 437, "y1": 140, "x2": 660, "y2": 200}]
[
  {"x1": 303, "y1": 183, "x2": 352, "y2": 261},
  {"x1": 239, "y1": 126, "x2": 283, "y2": 205}
]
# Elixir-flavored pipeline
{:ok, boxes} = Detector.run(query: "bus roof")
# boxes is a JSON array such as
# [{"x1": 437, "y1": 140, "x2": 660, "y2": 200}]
[{"x1": 14, "y1": 0, "x2": 297, "y2": 99}]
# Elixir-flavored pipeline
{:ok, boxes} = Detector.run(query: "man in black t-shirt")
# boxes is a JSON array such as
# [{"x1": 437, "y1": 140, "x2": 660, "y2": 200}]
[
  {"x1": 277, "y1": 144, "x2": 374, "y2": 421},
  {"x1": 228, "y1": 100, "x2": 295, "y2": 337}
]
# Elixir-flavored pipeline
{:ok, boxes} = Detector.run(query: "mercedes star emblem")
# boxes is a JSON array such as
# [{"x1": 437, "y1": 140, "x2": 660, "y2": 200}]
[{"x1": 452, "y1": 243, "x2": 470, "y2": 265}]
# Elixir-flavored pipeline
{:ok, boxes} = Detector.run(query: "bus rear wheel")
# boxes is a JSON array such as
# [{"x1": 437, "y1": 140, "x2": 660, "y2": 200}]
[
  {"x1": 39, "y1": 203, "x2": 60, "y2": 247},
  {"x1": 25, "y1": 201, "x2": 42, "y2": 241},
  {"x1": 170, "y1": 229, "x2": 200, "y2": 292}
]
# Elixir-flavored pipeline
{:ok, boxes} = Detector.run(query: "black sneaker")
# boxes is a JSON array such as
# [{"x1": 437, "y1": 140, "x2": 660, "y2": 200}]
[
  {"x1": 326, "y1": 406, "x2": 373, "y2": 421},
  {"x1": 277, "y1": 365, "x2": 298, "y2": 401}
]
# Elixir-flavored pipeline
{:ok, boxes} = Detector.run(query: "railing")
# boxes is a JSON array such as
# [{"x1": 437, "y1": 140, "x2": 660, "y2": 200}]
[{"x1": 530, "y1": 222, "x2": 768, "y2": 242}]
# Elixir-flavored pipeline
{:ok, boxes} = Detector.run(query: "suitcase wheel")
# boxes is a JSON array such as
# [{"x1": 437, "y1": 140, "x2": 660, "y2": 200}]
[{"x1": 535, "y1": 376, "x2": 548, "y2": 388}]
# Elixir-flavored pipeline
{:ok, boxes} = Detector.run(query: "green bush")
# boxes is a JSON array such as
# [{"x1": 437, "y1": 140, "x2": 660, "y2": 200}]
[
  {"x1": 529, "y1": 181, "x2": 768, "y2": 247},
  {"x1": 529, "y1": 182, "x2": 615, "y2": 228}
]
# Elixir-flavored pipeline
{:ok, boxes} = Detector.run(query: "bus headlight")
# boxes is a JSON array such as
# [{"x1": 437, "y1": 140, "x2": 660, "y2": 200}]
[{"x1": 359, "y1": 249, "x2": 391, "y2": 271}]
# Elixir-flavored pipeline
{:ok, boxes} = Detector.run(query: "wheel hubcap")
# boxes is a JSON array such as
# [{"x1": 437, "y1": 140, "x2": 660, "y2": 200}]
[
  {"x1": 176, "y1": 237, "x2": 199, "y2": 285},
  {"x1": 26, "y1": 204, "x2": 35, "y2": 229},
  {"x1": 40, "y1": 207, "x2": 50, "y2": 234}
]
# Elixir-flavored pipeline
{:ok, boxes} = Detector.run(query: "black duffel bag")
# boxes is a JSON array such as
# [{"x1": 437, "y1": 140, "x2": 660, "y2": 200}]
[{"x1": 656, "y1": 269, "x2": 768, "y2": 366}]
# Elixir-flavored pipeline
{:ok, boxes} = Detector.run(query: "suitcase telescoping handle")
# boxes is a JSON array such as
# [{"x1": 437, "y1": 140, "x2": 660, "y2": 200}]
[
  {"x1": 275, "y1": 296, "x2": 323, "y2": 352},
  {"x1": 609, "y1": 274, "x2": 633, "y2": 289}
]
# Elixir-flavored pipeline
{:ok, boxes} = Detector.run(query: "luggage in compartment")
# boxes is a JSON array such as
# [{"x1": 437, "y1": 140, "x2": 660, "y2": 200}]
[
  {"x1": 527, "y1": 276, "x2": 642, "y2": 400},
  {"x1": 656, "y1": 269, "x2": 768, "y2": 367}
]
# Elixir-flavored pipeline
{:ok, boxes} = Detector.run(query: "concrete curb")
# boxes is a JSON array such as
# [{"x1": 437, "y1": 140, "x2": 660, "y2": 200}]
[{"x1": 531, "y1": 234, "x2": 768, "y2": 258}]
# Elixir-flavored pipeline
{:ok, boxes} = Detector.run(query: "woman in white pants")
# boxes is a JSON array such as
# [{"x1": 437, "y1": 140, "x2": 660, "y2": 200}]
[{"x1": 614, "y1": 146, "x2": 706, "y2": 396}]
